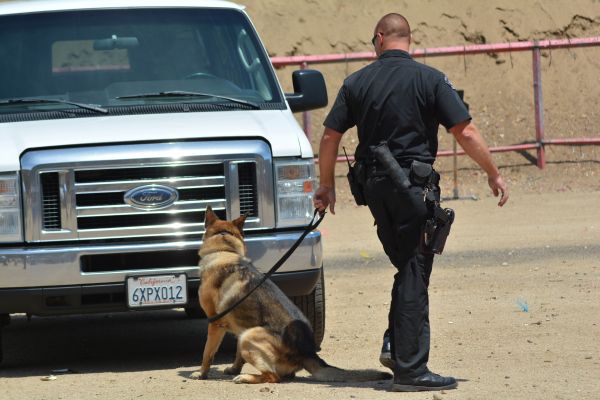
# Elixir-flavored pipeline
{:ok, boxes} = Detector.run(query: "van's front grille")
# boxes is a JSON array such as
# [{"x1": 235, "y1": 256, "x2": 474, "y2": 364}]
[
  {"x1": 40, "y1": 172, "x2": 61, "y2": 230},
  {"x1": 21, "y1": 141, "x2": 274, "y2": 242},
  {"x1": 74, "y1": 164, "x2": 225, "y2": 183},
  {"x1": 75, "y1": 187, "x2": 225, "y2": 207},
  {"x1": 73, "y1": 163, "x2": 228, "y2": 232},
  {"x1": 80, "y1": 249, "x2": 200, "y2": 273},
  {"x1": 239, "y1": 162, "x2": 258, "y2": 217}
]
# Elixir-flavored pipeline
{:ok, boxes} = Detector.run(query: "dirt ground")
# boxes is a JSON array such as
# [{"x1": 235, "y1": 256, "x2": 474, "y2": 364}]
[{"x1": 1, "y1": 181, "x2": 599, "y2": 400}]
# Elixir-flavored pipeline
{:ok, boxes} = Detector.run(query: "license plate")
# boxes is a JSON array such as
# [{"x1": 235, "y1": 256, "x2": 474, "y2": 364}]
[{"x1": 127, "y1": 274, "x2": 187, "y2": 308}]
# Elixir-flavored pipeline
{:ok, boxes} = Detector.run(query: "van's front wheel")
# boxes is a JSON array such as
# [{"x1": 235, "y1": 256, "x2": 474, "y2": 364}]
[
  {"x1": 291, "y1": 269, "x2": 325, "y2": 348},
  {"x1": 0, "y1": 314, "x2": 10, "y2": 364}
]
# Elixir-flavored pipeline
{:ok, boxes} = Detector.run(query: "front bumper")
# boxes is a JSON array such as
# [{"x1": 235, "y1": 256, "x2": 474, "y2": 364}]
[
  {"x1": 0, "y1": 269, "x2": 322, "y2": 316},
  {"x1": 0, "y1": 230, "x2": 322, "y2": 315}
]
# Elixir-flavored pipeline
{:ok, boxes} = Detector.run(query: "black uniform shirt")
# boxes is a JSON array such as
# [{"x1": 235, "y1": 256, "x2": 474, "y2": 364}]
[{"x1": 324, "y1": 49, "x2": 471, "y2": 165}]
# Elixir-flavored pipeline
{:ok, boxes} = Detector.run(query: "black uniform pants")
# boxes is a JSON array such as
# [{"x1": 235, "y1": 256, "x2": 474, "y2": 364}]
[{"x1": 364, "y1": 171, "x2": 439, "y2": 378}]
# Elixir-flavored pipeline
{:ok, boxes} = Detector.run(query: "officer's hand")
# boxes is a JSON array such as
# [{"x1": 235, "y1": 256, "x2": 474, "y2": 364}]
[
  {"x1": 488, "y1": 174, "x2": 509, "y2": 207},
  {"x1": 314, "y1": 185, "x2": 336, "y2": 215}
]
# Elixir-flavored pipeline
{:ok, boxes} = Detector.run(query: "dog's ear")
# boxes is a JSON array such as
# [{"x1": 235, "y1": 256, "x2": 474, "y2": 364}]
[
  {"x1": 232, "y1": 213, "x2": 247, "y2": 235},
  {"x1": 204, "y1": 206, "x2": 219, "y2": 228}
]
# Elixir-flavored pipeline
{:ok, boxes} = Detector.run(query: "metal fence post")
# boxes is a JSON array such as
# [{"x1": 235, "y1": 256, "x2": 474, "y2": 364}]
[
  {"x1": 452, "y1": 138, "x2": 459, "y2": 198},
  {"x1": 301, "y1": 62, "x2": 312, "y2": 141},
  {"x1": 532, "y1": 44, "x2": 546, "y2": 169},
  {"x1": 444, "y1": 89, "x2": 477, "y2": 201}
]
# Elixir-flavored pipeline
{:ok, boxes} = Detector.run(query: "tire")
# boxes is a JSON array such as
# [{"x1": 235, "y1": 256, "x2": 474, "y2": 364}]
[
  {"x1": 291, "y1": 269, "x2": 325, "y2": 348},
  {"x1": 0, "y1": 314, "x2": 10, "y2": 365}
]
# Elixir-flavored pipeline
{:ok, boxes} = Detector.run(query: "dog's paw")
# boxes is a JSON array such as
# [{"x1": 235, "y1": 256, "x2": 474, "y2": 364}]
[
  {"x1": 223, "y1": 366, "x2": 242, "y2": 376},
  {"x1": 232, "y1": 374, "x2": 252, "y2": 384},
  {"x1": 190, "y1": 370, "x2": 208, "y2": 380}
]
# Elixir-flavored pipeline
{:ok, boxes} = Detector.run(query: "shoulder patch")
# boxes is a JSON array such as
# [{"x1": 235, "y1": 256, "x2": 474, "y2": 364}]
[{"x1": 443, "y1": 75, "x2": 456, "y2": 90}]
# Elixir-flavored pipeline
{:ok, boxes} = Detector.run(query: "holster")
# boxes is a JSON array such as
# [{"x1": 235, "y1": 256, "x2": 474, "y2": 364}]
[
  {"x1": 370, "y1": 142, "x2": 411, "y2": 192},
  {"x1": 410, "y1": 160, "x2": 434, "y2": 186},
  {"x1": 347, "y1": 161, "x2": 367, "y2": 206},
  {"x1": 362, "y1": 141, "x2": 455, "y2": 254},
  {"x1": 421, "y1": 200, "x2": 455, "y2": 255}
]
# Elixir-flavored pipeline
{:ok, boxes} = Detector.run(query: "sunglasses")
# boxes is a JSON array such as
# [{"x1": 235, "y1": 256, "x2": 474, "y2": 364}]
[{"x1": 371, "y1": 33, "x2": 378, "y2": 46}]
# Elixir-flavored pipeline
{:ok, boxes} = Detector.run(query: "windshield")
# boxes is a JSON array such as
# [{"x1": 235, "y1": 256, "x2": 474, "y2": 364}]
[{"x1": 0, "y1": 8, "x2": 283, "y2": 114}]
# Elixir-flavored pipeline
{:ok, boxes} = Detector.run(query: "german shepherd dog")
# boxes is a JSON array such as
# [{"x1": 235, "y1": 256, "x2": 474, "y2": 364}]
[{"x1": 191, "y1": 206, "x2": 392, "y2": 384}]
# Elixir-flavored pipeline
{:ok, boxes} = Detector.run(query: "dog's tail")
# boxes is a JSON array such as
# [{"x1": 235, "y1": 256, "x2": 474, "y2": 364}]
[{"x1": 302, "y1": 354, "x2": 392, "y2": 382}]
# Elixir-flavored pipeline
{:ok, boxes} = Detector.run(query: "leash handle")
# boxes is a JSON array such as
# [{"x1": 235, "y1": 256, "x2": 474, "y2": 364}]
[{"x1": 206, "y1": 209, "x2": 325, "y2": 323}]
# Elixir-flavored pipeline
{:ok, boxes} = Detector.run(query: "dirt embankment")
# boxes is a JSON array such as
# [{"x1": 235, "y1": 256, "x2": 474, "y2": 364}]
[{"x1": 244, "y1": 0, "x2": 600, "y2": 195}]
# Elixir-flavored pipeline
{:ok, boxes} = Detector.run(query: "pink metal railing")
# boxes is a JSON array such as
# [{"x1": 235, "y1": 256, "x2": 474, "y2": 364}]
[{"x1": 271, "y1": 37, "x2": 600, "y2": 169}]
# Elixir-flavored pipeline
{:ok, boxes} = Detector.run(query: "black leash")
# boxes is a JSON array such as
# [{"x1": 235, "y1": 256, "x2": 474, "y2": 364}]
[{"x1": 206, "y1": 209, "x2": 326, "y2": 323}]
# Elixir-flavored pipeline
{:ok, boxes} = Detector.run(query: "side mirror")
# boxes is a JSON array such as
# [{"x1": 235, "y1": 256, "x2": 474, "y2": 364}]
[{"x1": 285, "y1": 69, "x2": 328, "y2": 113}]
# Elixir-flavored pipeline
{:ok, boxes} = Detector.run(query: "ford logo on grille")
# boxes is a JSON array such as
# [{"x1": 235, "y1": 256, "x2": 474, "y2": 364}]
[{"x1": 124, "y1": 185, "x2": 179, "y2": 209}]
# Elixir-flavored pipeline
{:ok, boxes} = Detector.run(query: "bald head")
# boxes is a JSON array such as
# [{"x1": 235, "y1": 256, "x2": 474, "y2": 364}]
[
  {"x1": 372, "y1": 13, "x2": 411, "y2": 55},
  {"x1": 375, "y1": 13, "x2": 411, "y2": 41}
]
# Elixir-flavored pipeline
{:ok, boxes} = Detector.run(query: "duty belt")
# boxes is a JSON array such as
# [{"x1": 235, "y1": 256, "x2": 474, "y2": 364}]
[{"x1": 364, "y1": 159, "x2": 440, "y2": 187}]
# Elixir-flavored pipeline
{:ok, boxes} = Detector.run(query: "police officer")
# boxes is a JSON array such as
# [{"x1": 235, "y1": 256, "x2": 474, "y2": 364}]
[{"x1": 314, "y1": 13, "x2": 509, "y2": 392}]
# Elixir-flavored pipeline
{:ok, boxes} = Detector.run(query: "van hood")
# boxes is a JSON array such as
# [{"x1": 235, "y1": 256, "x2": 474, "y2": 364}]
[{"x1": 0, "y1": 110, "x2": 314, "y2": 171}]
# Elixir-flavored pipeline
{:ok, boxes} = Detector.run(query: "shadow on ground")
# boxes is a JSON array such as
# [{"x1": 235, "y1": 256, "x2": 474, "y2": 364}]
[{"x1": 0, "y1": 310, "x2": 236, "y2": 376}]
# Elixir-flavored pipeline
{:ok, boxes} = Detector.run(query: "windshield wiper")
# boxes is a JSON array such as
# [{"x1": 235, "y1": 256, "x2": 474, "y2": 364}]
[
  {"x1": 0, "y1": 98, "x2": 108, "y2": 114},
  {"x1": 116, "y1": 91, "x2": 261, "y2": 110}
]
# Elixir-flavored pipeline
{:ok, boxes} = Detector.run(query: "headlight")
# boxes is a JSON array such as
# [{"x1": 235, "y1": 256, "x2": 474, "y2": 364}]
[
  {"x1": 0, "y1": 172, "x2": 23, "y2": 243},
  {"x1": 274, "y1": 159, "x2": 316, "y2": 227}
]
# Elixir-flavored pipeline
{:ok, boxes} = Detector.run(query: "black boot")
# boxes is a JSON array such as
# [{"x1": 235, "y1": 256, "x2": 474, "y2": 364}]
[
  {"x1": 390, "y1": 370, "x2": 458, "y2": 392},
  {"x1": 379, "y1": 330, "x2": 394, "y2": 369}
]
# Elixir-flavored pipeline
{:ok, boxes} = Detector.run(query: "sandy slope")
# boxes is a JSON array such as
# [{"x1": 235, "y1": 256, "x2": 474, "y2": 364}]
[{"x1": 244, "y1": 0, "x2": 600, "y2": 179}]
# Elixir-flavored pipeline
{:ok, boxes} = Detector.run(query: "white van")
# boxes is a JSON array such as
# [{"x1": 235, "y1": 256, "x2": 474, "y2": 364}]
[{"x1": 0, "y1": 0, "x2": 328, "y2": 362}]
